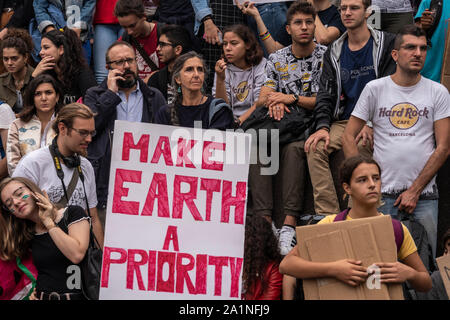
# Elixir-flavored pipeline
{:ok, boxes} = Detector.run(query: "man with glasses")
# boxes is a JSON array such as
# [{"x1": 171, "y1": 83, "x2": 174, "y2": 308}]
[
  {"x1": 84, "y1": 40, "x2": 167, "y2": 229},
  {"x1": 304, "y1": 0, "x2": 396, "y2": 217},
  {"x1": 343, "y1": 24, "x2": 450, "y2": 260},
  {"x1": 12, "y1": 103, "x2": 104, "y2": 247},
  {"x1": 148, "y1": 24, "x2": 192, "y2": 105}
]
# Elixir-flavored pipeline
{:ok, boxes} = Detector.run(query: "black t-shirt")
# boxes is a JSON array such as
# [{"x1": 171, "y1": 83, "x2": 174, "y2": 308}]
[
  {"x1": 277, "y1": 5, "x2": 346, "y2": 46},
  {"x1": 148, "y1": 66, "x2": 171, "y2": 101},
  {"x1": 32, "y1": 205, "x2": 89, "y2": 294}
]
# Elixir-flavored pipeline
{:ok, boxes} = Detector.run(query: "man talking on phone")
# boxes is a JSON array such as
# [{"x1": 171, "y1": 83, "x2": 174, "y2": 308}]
[{"x1": 84, "y1": 40, "x2": 167, "y2": 228}]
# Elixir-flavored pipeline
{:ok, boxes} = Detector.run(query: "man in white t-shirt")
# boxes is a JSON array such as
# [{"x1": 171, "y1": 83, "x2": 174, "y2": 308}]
[
  {"x1": 343, "y1": 25, "x2": 450, "y2": 258},
  {"x1": 13, "y1": 103, "x2": 104, "y2": 247},
  {"x1": 0, "y1": 101, "x2": 15, "y2": 179}
]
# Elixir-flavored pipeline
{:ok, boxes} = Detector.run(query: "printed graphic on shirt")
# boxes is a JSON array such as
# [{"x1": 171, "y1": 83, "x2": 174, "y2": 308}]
[
  {"x1": 136, "y1": 49, "x2": 159, "y2": 80},
  {"x1": 264, "y1": 44, "x2": 327, "y2": 96},
  {"x1": 378, "y1": 103, "x2": 430, "y2": 130},
  {"x1": 235, "y1": 81, "x2": 250, "y2": 102},
  {"x1": 47, "y1": 185, "x2": 87, "y2": 209}
]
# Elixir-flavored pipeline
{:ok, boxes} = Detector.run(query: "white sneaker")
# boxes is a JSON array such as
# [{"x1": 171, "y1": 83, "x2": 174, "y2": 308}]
[
  {"x1": 278, "y1": 225, "x2": 297, "y2": 256},
  {"x1": 271, "y1": 222, "x2": 279, "y2": 239}
]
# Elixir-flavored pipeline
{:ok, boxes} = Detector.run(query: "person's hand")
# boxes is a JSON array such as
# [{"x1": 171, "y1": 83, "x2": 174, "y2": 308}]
[
  {"x1": 33, "y1": 191, "x2": 56, "y2": 228},
  {"x1": 215, "y1": 58, "x2": 227, "y2": 80},
  {"x1": 237, "y1": 1, "x2": 260, "y2": 18},
  {"x1": 394, "y1": 188, "x2": 420, "y2": 214},
  {"x1": 0, "y1": 27, "x2": 8, "y2": 40},
  {"x1": 29, "y1": 288, "x2": 38, "y2": 300},
  {"x1": 304, "y1": 128, "x2": 330, "y2": 153},
  {"x1": 330, "y1": 259, "x2": 368, "y2": 287},
  {"x1": 203, "y1": 19, "x2": 221, "y2": 45},
  {"x1": 374, "y1": 262, "x2": 414, "y2": 284},
  {"x1": 268, "y1": 102, "x2": 290, "y2": 121},
  {"x1": 71, "y1": 27, "x2": 82, "y2": 39},
  {"x1": 267, "y1": 92, "x2": 295, "y2": 109},
  {"x1": 106, "y1": 68, "x2": 125, "y2": 93},
  {"x1": 420, "y1": 9, "x2": 434, "y2": 31},
  {"x1": 355, "y1": 125, "x2": 373, "y2": 150},
  {"x1": 32, "y1": 56, "x2": 56, "y2": 77}
]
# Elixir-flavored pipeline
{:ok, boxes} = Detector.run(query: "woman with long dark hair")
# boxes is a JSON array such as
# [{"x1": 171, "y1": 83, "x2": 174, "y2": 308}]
[
  {"x1": 6, "y1": 74, "x2": 63, "y2": 175},
  {"x1": 0, "y1": 176, "x2": 89, "y2": 300},
  {"x1": 31, "y1": 27, "x2": 96, "y2": 104},
  {"x1": 213, "y1": 24, "x2": 267, "y2": 126},
  {"x1": 242, "y1": 214, "x2": 283, "y2": 300}
]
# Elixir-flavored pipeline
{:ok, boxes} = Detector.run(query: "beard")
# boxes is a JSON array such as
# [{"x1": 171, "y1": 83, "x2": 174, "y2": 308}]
[{"x1": 117, "y1": 69, "x2": 138, "y2": 88}]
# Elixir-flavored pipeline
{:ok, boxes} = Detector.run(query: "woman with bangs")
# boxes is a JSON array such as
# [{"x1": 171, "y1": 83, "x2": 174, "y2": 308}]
[{"x1": 213, "y1": 24, "x2": 267, "y2": 127}]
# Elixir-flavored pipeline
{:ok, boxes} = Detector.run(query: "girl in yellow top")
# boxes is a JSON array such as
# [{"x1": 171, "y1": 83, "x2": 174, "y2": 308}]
[{"x1": 279, "y1": 155, "x2": 432, "y2": 293}]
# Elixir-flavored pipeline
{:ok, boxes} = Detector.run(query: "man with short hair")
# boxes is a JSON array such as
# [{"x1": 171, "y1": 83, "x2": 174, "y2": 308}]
[
  {"x1": 304, "y1": 0, "x2": 396, "y2": 216},
  {"x1": 251, "y1": 1, "x2": 327, "y2": 255},
  {"x1": 84, "y1": 41, "x2": 166, "y2": 228},
  {"x1": 148, "y1": 24, "x2": 192, "y2": 105},
  {"x1": 114, "y1": 0, "x2": 163, "y2": 82},
  {"x1": 12, "y1": 103, "x2": 104, "y2": 246},
  {"x1": 342, "y1": 24, "x2": 450, "y2": 259}
]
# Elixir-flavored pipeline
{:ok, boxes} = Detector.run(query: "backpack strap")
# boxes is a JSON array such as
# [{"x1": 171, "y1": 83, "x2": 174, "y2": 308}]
[{"x1": 334, "y1": 209, "x2": 404, "y2": 253}]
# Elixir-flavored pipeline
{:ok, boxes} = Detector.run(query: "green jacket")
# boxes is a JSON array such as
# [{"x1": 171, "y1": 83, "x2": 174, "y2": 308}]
[{"x1": 0, "y1": 65, "x2": 34, "y2": 112}]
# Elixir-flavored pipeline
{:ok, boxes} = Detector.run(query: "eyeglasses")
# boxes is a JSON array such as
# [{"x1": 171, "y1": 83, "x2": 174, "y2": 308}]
[
  {"x1": 3, "y1": 186, "x2": 28, "y2": 212},
  {"x1": 157, "y1": 41, "x2": 175, "y2": 48},
  {"x1": 70, "y1": 127, "x2": 96, "y2": 138},
  {"x1": 106, "y1": 57, "x2": 136, "y2": 67},
  {"x1": 339, "y1": 5, "x2": 363, "y2": 13}
]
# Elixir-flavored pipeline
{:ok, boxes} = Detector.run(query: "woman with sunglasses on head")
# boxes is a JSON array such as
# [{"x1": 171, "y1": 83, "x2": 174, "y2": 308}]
[
  {"x1": 31, "y1": 27, "x2": 96, "y2": 105},
  {"x1": 155, "y1": 51, "x2": 234, "y2": 130},
  {"x1": 279, "y1": 155, "x2": 432, "y2": 295},
  {"x1": 6, "y1": 74, "x2": 63, "y2": 176},
  {"x1": 213, "y1": 24, "x2": 267, "y2": 127},
  {"x1": 0, "y1": 176, "x2": 90, "y2": 300}
]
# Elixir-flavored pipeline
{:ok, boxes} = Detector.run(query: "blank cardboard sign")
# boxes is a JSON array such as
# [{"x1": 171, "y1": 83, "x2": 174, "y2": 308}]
[
  {"x1": 296, "y1": 215, "x2": 404, "y2": 300},
  {"x1": 436, "y1": 254, "x2": 450, "y2": 299}
]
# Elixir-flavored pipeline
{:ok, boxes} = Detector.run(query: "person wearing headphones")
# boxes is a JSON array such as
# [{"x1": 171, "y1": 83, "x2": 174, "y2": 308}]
[{"x1": 12, "y1": 102, "x2": 104, "y2": 248}]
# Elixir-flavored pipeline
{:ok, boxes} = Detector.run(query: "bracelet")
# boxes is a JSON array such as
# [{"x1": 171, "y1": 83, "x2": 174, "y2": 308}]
[
  {"x1": 261, "y1": 33, "x2": 271, "y2": 41},
  {"x1": 259, "y1": 30, "x2": 269, "y2": 38},
  {"x1": 260, "y1": 31, "x2": 271, "y2": 41}
]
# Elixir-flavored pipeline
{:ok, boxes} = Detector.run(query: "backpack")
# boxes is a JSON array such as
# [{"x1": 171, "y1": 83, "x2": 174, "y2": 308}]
[{"x1": 168, "y1": 98, "x2": 231, "y2": 127}]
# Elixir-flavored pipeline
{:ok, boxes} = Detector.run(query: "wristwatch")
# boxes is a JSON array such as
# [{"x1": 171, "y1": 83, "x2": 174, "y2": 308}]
[{"x1": 292, "y1": 94, "x2": 299, "y2": 104}]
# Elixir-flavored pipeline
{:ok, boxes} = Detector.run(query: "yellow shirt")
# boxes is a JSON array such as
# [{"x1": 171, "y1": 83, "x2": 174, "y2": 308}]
[{"x1": 318, "y1": 213, "x2": 417, "y2": 261}]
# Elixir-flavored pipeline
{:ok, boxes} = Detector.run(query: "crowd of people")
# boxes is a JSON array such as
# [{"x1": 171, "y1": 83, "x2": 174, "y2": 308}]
[{"x1": 0, "y1": 0, "x2": 449, "y2": 301}]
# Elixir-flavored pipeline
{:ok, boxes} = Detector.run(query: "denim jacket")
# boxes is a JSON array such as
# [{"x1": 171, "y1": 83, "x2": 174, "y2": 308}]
[
  {"x1": 33, "y1": 0, "x2": 96, "y2": 35},
  {"x1": 190, "y1": 0, "x2": 212, "y2": 35}
]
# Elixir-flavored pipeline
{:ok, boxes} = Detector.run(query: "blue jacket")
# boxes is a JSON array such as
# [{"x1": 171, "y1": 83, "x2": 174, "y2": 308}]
[
  {"x1": 84, "y1": 79, "x2": 167, "y2": 209},
  {"x1": 33, "y1": 0, "x2": 96, "y2": 40},
  {"x1": 190, "y1": 0, "x2": 212, "y2": 35}
]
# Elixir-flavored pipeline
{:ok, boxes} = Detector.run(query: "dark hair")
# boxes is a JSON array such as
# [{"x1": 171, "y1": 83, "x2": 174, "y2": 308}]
[
  {"x1": 362, "y1": 0, "x2": 372, "y2": 9},
  {"x1": 339, "y1": 155, "x2": 381, "y2": 186},
  {"x1": 442, "y1": 228, "x2": 450, "y2": 251},
  {"x1": 0, "y1": 177, "x2": 45, "y2": 261},
  {"x1": 286, "y1": 0, "x2": 316, "y2": 24},
  {"x1": 160, "y1": 24, "x2": 192, "y2": 55},
  {"x1": 114, "y1": 0, "x2": 146, "y2": 18},
  {"x1": 1, "y1": 28, "x2": 33, "y2": 58},
  {"x1": 19, "y1": 74, "x2": 63, "y2": 123},
  {"x1": 52, "y1": 102, "x2": 95, "y2": 135},
  {"x1": 394, "y1": 24, "x2": 427, "y2": 50},
  {"x1": 105, "y1": 40, "x2": 135, "y2": 64},
  {"x1": 171, "y1": 51, "x2": 208, "y2": 105},
  {"x1": 42, "y1": 27, "x2": 88, "y2": 89},
  {"x1": 243, "y1": 215, "x2": 282, "y2": 296},
  {"x1": 222, "y1": 24, "x2": 263, "y2": 67}
]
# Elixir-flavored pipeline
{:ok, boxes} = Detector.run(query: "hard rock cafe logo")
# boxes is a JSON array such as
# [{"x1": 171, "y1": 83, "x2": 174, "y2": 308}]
[
  {"x1": 235, "y1": 81, "x2": 249, "y2": 102},
  {"x1": 379, "y1": 103, "x2": 429, "y2": 130}
]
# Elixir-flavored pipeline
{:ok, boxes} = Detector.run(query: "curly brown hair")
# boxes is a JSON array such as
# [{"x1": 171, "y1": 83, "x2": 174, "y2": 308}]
[
  {"x1": 243, "y1": 215, "x2": 282, "y2": 295},
  {"x1": 222, "y1": 24, "x2": 263, "y2": 67}
]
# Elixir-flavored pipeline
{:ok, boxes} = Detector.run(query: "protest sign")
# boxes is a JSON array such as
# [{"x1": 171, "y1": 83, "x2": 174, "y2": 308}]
[
  {"x1": 436, "y1": 254, "x2": 450, "y2": 299},
  {"x1": 99, "y1": 121, "x2": 252, "y2": 300}
]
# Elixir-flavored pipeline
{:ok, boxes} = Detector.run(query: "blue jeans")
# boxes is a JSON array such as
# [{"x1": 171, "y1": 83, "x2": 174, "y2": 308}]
[
  {"x1": 246, "y1": 2, "x2": 288, "y2": 57},
  {"x1": 379, "y1": 197, "x2": 438, "y2": 259},
  {"x1": 93, "y1": 24, "x2": 124, "y2": 84}
]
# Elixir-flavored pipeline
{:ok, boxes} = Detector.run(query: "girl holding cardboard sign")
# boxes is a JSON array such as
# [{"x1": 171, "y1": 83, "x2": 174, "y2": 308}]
[{"x1": 279, "y1": 155, "x2": 432, "y2": 295}]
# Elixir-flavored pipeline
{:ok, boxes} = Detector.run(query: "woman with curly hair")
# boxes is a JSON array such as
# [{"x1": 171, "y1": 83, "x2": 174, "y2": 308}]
[
  {"x1": 213, "y1": 24, "x2": 267, "y2": 126},
  {"x1": 242, "y1": 214, "x2": 283, "y2": 300},
  {"x1": 31, "y1": 27, "x2": 96, "y2": 105}
]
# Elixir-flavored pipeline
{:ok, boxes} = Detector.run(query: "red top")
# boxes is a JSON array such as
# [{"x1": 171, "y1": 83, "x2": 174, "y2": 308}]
[
  {"x1": 243, "y1": 261, "x2": 283, "y2": 300},
  {"x1": 93, "y1": 0, "x2": 119, "y2": 25}
]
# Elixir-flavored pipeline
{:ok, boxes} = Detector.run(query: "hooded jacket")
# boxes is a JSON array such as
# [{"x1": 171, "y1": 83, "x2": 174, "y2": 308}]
[
  {"x1": 212, "y1": 57, "x2": 267, "y2": 117},
  {"x1": 313, "y1": 25, "x2": 396, "y2": 132}
]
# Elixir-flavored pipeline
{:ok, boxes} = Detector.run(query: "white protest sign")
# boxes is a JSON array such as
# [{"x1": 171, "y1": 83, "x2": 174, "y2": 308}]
[{"x1": 99, "y1": 121, "x2": 252, "y2": 300}]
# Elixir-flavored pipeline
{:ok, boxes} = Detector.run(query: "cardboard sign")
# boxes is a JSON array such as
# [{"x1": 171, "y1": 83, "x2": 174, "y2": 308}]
[
  {"x1": 436, "y1": 254, "x2": 450, "y2": 299},
  {"x1": 99, "y1": 121, "x2": 252, "y2": 300},
  {"x1": 441, "y1": 18, "x2": 450, "y2": 91},
  {"x1": 296, "y1": 215, "x2": 404, "y2": 300}
]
